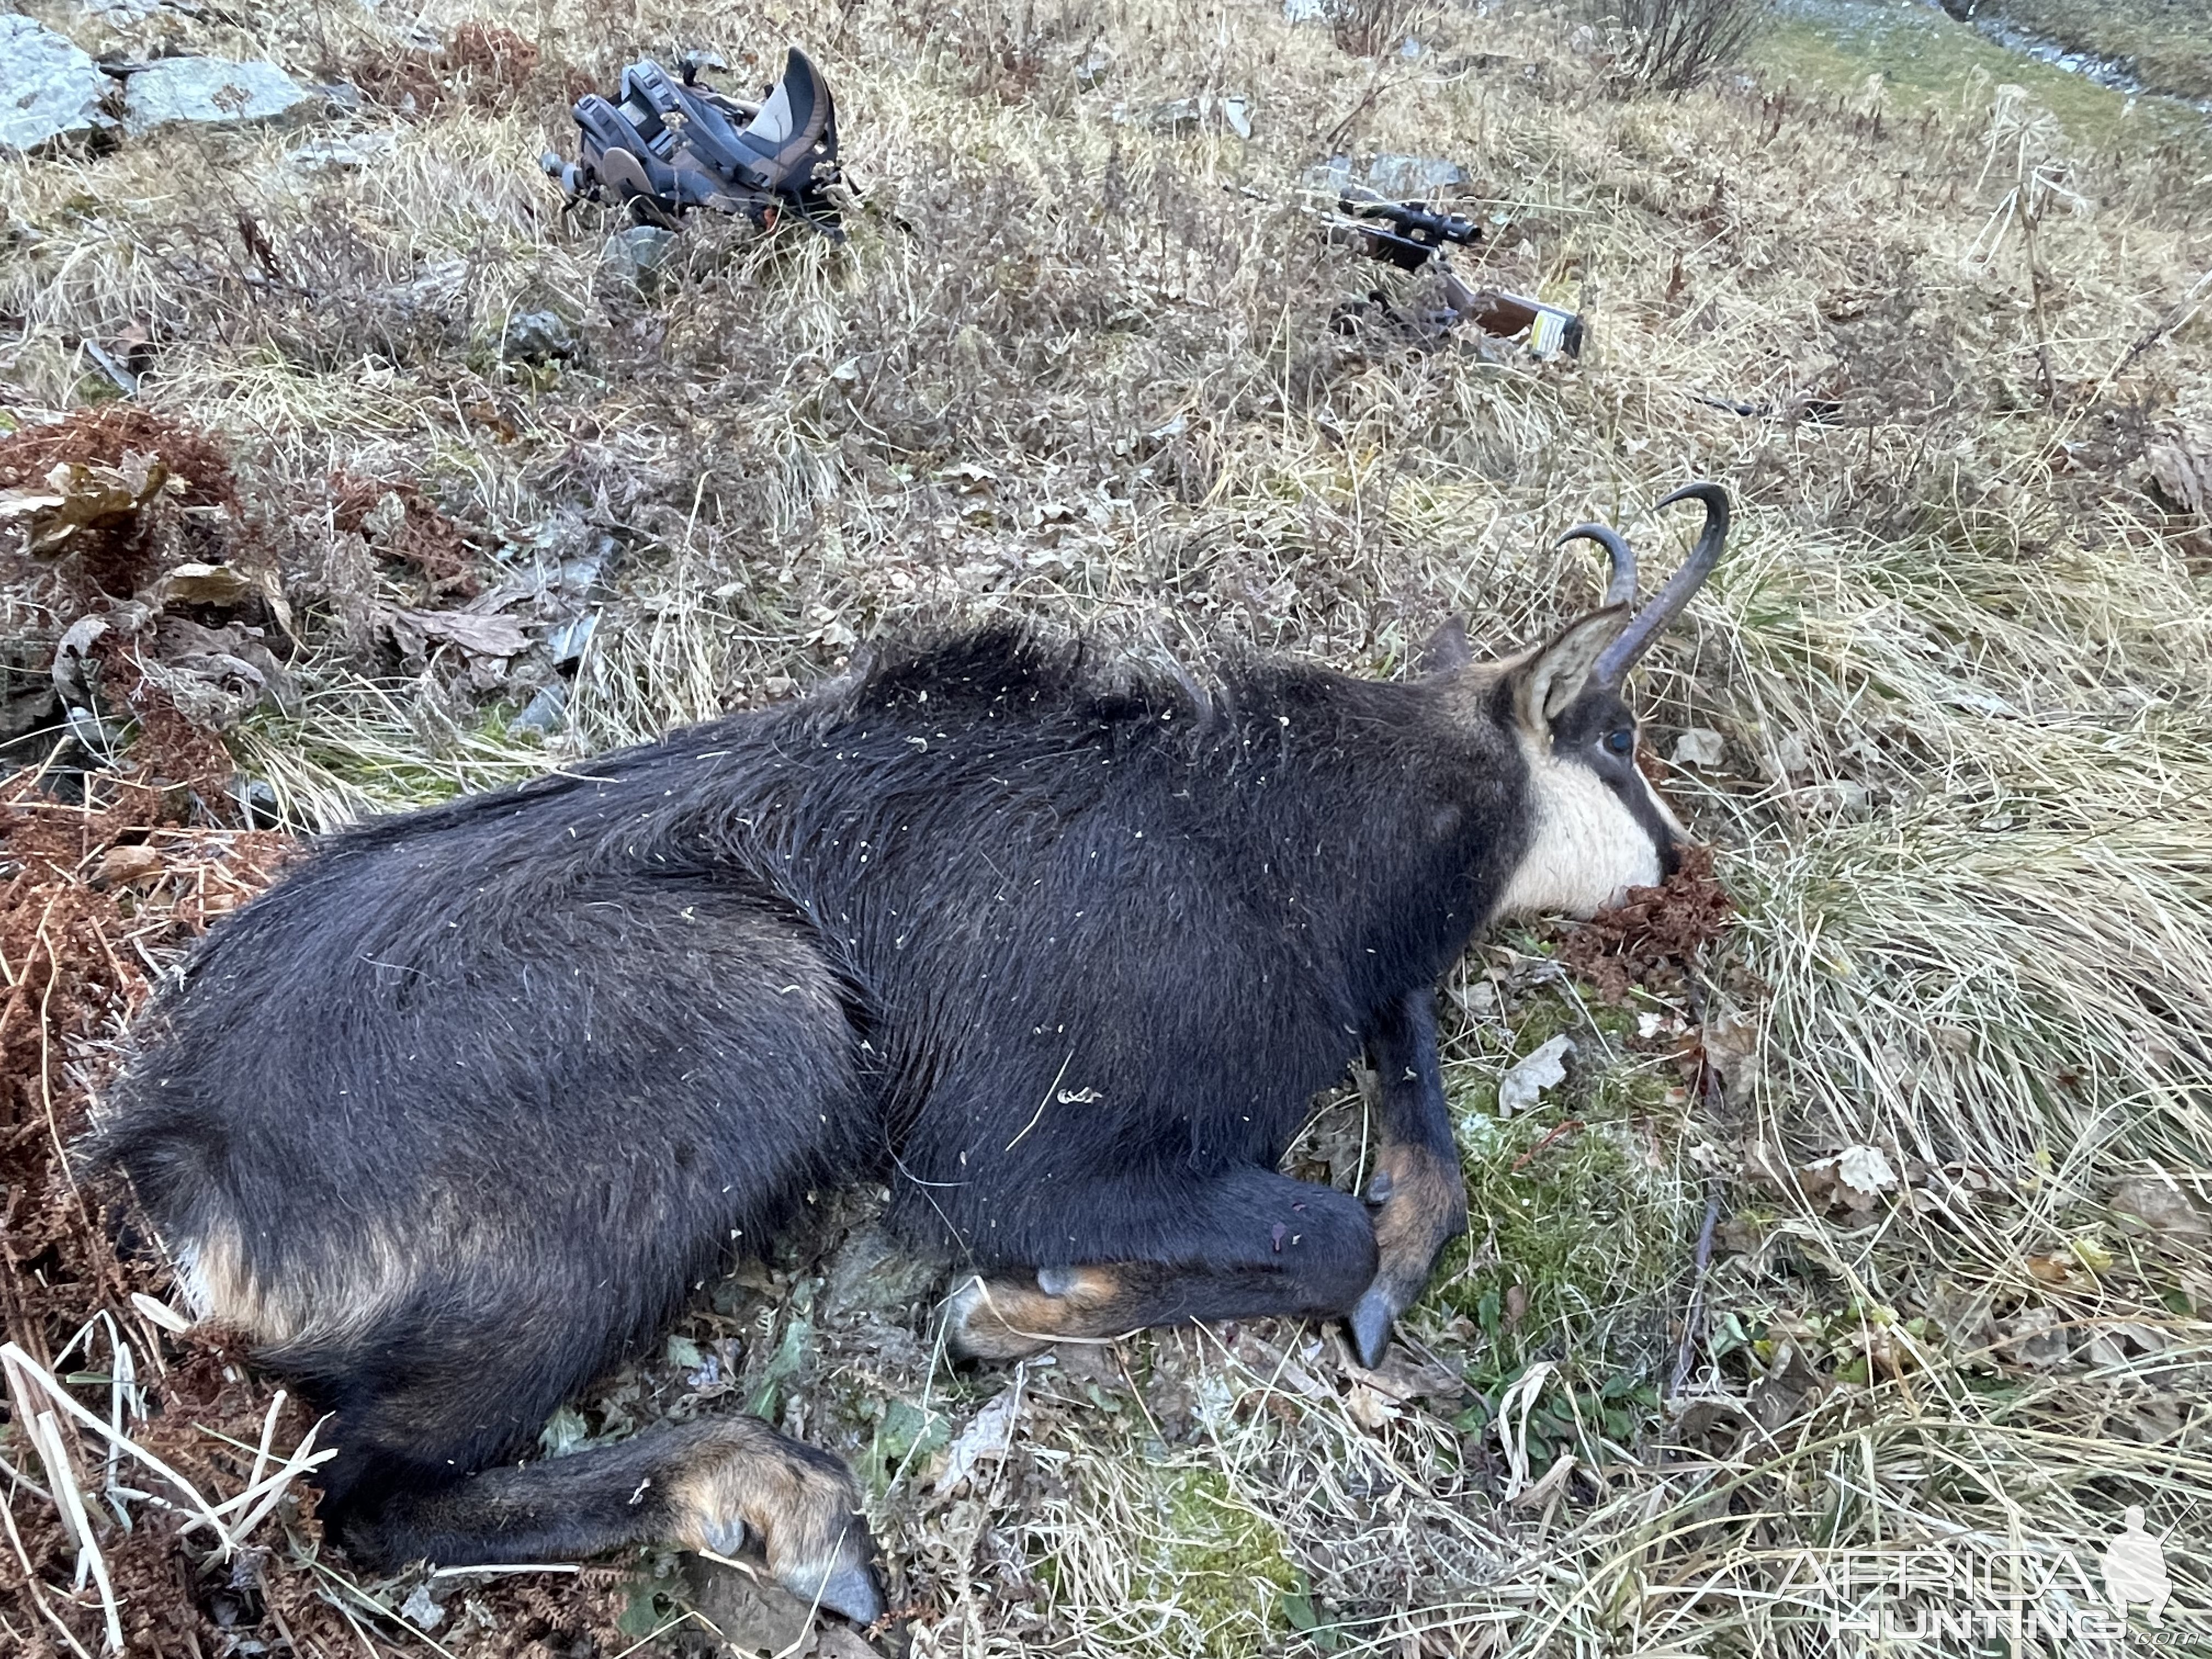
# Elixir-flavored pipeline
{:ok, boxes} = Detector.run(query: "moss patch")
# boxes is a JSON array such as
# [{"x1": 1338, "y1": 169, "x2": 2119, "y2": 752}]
[
  {"x1": 1431, "y1": 1113, "x2": 1690, "y2": 1362},
  {"x1": 1136, "y1": 1467, "x2": 1301, "y2": 1658},
  {"x1": 1420, "y1": 970, "x2": 1696, "y2": 1475}
]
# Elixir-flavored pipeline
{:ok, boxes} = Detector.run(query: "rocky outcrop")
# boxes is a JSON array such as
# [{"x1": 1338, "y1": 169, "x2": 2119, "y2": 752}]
[
  {"x1": 122, "y1": 57, "x2": 310, "y2": 136},
  {"x1": 0, "y1": 16, "x2": 114, "y2": 154}
]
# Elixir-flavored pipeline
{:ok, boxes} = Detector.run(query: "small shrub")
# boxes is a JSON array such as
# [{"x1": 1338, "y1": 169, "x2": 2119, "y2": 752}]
[
  {"x1": 1325, "y1": 0, "x2": 1436, "y2": 59},
  {"x1": 345, "y1": 21, "x2": 545, "y2": 116},
  {"x1": 0, "y1": 408, "x2": 242, "y2": 595},
  {"x1": 1592, "y1": 0, "x2": 1767, "y2": 94},
  {"x1": 329, "y1": 472, "x2": 481, "y2": 597}
]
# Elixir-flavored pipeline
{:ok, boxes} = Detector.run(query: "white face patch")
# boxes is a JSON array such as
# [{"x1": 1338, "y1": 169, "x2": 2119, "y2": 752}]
[{"x1": 1492, "y1": 730, "x2": 1668, "y2": 921}]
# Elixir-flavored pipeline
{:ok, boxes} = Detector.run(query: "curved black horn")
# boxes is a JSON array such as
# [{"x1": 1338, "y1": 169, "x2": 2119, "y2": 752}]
[
  {"x1": 1590, "y1": 481, "x2": 1730, "y2": 687},
  {"x1": 1555, "y1": 523, "x2": 1639, "y2": 609}
]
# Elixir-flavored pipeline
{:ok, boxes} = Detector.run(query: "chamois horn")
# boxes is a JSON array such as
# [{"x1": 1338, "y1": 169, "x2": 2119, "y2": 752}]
[
  {"x1": 1590, "y1": 482, "x2": 1729, "y2": 687},
  {"x1": 1554, "y1": 522, "x2": 1639, "y2": 609}
]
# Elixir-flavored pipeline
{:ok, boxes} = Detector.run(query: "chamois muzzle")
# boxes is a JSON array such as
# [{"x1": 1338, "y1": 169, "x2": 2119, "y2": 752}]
[
  {"x1": 1553, "y1": 521, "x2": 1639, "y2": 609},
  {"x1": 1584, "y1": 482, "x2": 1731, "y2": 688}
]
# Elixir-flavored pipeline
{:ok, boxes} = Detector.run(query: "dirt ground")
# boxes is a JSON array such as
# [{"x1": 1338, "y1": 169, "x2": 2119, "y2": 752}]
[{"x1": 4, "y1": 0, "x2": 2211, "y2": 1654}]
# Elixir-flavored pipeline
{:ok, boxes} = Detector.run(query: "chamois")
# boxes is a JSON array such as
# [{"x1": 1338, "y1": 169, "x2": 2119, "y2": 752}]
[{"x1": 97, "y1": 484, "x2": 1731, "y2": 1623}]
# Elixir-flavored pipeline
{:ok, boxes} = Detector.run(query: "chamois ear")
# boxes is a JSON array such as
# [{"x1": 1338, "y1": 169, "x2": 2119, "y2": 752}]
[
  {"x1": 1420, "y1": 616, "x2": 1472, "y2": 674},
  {"x1": 1510, "y1": 607, "x2": 1630, "y2": 733}
]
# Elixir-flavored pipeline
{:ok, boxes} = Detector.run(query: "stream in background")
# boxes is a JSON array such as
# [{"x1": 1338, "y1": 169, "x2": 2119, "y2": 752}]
[{"x1": 1764, "y1": 0, "x2": 2212, "y2": 142}]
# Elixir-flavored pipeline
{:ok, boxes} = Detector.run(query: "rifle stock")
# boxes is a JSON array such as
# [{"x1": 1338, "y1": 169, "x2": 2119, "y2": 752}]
[{"x1": 1438, "y1": 273, "x2": 1585, "y2": 359}]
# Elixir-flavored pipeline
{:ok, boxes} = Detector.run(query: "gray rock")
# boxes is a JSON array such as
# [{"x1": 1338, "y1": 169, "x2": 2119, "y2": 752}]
[
  {"x1": 1307, "y1": 154, "x2": 1359, "y2": 195},
  {"x1": 123, "y1": 57, "x2": 311, "y2": 136},
  {"x1": 1151, "y1": 93, "x2": 1252, "y2": 139},
  {"x1": 287, "y1": 131, "x2": 394, "y2": 171},
  {"x1": 1364, "y1": 153, "x2": 1469, "y2": 199},
  {"x1": 503, "y1": 308, "x2": 577, "y2": 363},
  {"x1": 600, "y1": 224, "x2": 680, "y2": 293},
  {"x1": 0, "y1": 16, "x2": 115, "y2": 154},
  {"x1": 1307, "y1": 152, "x2": 1470, "y2": 202},
  {"x1": 383, "y1": 258, "x2": 470, "y2": 321},
  {"x1": 233, "y1": 776, "x2": 280, "y2": 824},
  {"x1": 512, "y1": 681, "x2": 568, "y2": 735},
  {"x1": 1153, "y1": 98, "x2": 1201, "y2": 134}
]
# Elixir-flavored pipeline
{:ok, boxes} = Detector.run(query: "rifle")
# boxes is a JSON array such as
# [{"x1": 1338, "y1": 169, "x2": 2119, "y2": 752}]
[{"x1": 1327, "y1": 189, "x2": 1584, "y2": 359}]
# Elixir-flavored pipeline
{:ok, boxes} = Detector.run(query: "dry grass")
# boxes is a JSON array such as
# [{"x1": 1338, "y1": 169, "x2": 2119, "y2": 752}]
[{"x1": 4, "y1": 0, "x2": 2211, "y2": 1652}]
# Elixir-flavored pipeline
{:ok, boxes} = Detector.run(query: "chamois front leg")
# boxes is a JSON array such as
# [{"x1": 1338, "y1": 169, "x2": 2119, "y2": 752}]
[
  {"x1": 944, "y1": 1167, "x2": 1378, "y2": 1358},
  {"x1": 1347, "y1": 988, "x2": 1469, "y2": 1367}
]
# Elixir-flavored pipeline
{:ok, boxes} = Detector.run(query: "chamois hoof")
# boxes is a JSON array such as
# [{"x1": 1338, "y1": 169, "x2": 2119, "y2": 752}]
[
  {"x1": 1347, "y1": 1285, "x2": 1397, "y2": 1370},
  {"x1": 944, "y1": 1273, "x2": 1056, "y2": 1360},
  {"x1": 792, "y1": 1551, "x2": 885, "y2": 1626},
  {"x1": 669, "y1": 1424, "x2": 883, "y2": 1624}
]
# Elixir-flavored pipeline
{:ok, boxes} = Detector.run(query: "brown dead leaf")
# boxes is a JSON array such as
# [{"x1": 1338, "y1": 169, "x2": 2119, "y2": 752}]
[
  {"x1": 1344, "y1": 1381, "x2": 1400, "y2": 1430},
  {"x1": 1338, "y1": 1352, "x2": 1464, "y2": 1406},
  {"x1": 2148, "y1": 438, "x2": 2209, "y2": 520},
  {"x1": 935, "y1": 1386, "x2": 1021, "y2": 1495},
  {"x1": 2109, "y1": 1176, "x2": 2211, "y2": 1237},
  {"x1": 10, "y1": 458, "x2": 171, "y2": 556},
  {"x1": 1231, "y1": 1329, "x2": 1332, "y2": 1401},
  {"x1": 1750, "y1": 1337, "x2": 1825, "y2": 1430},
  {"x1": 1700, "y1": 1010, "x2": 1760, "y2": 1090},
  {"x1": 1558, "y1": 843, "x2": 1733, "y2": 1003},
  {"x1": 1668, "y1": 1398, "x2": 1750, "y2": 1458},
  {"x1": 138, "y1": 616, "x2": 295, "y2": 729},
  {"x1": 150, "y1": 561, "x2": 295, "y2": 635},
  {"x1": 390, "y1": 606, "x2": 532, "y2": 658},
  {"x1": 96, "y1": 844, "x2": 164, "y2": 888},
  {"x1": 332, "y1": 471, "x2": 482, "y2": 596}
]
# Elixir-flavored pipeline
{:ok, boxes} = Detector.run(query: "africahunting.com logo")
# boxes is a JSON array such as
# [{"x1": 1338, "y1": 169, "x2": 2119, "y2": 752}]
[{"x1": 1793, "y1": 1508, "x2": 2186, "y2": 1643}]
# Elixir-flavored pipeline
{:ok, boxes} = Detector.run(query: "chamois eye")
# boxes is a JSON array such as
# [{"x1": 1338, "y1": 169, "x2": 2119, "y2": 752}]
[{"x1": 1604, "y1": 728, "x2": 1634, "y2": 755}]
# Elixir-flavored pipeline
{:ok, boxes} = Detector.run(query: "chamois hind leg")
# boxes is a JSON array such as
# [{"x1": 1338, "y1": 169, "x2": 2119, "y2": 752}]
[
  {"x1": 105, "y1": 871, "x2": 885, "y2": 1618},
  {"x1": 944, "y1": 1166, "x2": 1376, "y2": 1359},
  {"x1": 292, "y1": 1293, "x2": 884, "y2": 1624},
  {"x1": 342, "y1": 1417, "x2": 880, "y2": 1622}
]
